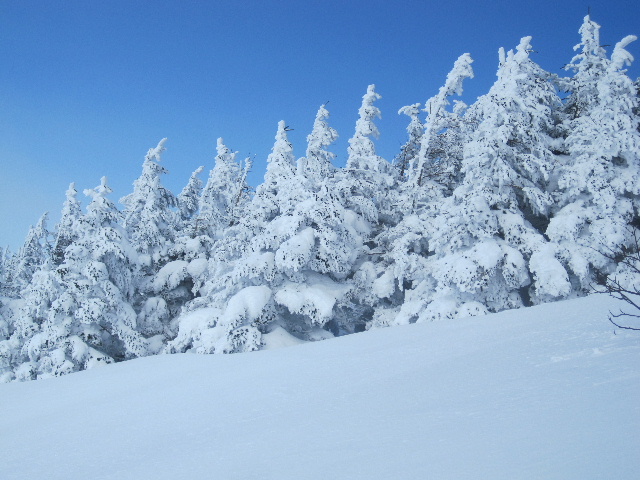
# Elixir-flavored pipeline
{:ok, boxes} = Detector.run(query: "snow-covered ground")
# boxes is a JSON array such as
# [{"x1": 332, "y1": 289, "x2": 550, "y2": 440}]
[{"x1": 1, "y1": 294, "x2": 638, "y2": 479}]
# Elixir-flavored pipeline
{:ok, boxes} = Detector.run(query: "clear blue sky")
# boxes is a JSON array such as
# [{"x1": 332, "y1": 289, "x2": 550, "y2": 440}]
[{"x1": 1, "y1": 0, "x2": 638, "y2": 250}]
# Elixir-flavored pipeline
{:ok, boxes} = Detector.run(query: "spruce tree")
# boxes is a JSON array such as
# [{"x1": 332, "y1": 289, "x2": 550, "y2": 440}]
[
  {"x1": 406, "y1": 38, "x2": 570, "y2": 323},
  {"x1": 168, "y1": 113, "x2": 364, "y2": 353},
  {"x1": 367, "y1": 55, "x2": 474, "y2": 328},
  {"x1": 410, "y1": 53, "x2": 474, "y2": 197},
  {"x1": 197, "y1": 138, "x2": 249, "y2": 239},
  {"x1": 120, "y1": 138, "x2": 178, "y2": 264},
  {"x1": 395, "y1": 103, "x2": 423, "y2": 180},
  {"x1": 339, "y1": 84, "x2": 395, "y2": 226},
  {"x1": 176, "y1": 165, "x2": 204, "y2": 234},
  {"x1": 548, "y1": 17, "x2": 640, "y2": 290},
  {"x1": 298, "y1": 104, "x2": 338, "y2": 186},
  {"x1": 52, "y1": 183, "x2": 83, "y2": 265},
  {"x1": 12, "y1": 213, "x2": 52, "y2": 295}
]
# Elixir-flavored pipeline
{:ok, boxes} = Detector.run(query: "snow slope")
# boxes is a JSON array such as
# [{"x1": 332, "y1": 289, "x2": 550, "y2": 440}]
[{"x1": 1, "y1": 294, "x2": 638, "y2": 480}]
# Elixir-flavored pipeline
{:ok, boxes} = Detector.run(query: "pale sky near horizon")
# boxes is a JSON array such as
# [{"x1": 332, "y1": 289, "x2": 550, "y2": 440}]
[{"x1": 1, "y1": 0, "x2": 639, "y2": 250}]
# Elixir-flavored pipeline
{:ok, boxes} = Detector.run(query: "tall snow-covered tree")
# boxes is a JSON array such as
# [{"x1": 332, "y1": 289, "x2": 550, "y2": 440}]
[
  {"x1": 0, "y1": 247, "x2": 15, "y2": 298},
  {"x1": 339, "y1": 84, "x2": 396, "y2": 226},
  {"x1": 119, "y1": 139, "x2": 187, "y2": 334},
  {"x1": 548, "y1": 16, "x2": 640, "y2": 290},
  {"x1": 395, "y1": 103, "x2": 423, "y2": 180},
  {"x1": 0, "y1": 247, "x2": 7, "y2": 294},
  {"x1": 52, "y1": 183, "x2": 83, "y2": 265},
  {"x1": 248, "y1": 121, "x2": 301, "y2": 227},
  {"x1": 167, "y1": 122, "x2": 299, "y2": 354},
  {"x1": 197, "y1": 138, "x2": 250, "y2": 239},
  {"x1": 410, "y1": 53, "x2": 474, "y2": 198},
  {"x1": 12, "y1": 213, "x2": 52, "y2": 295},
  {"x1": 2, "y1": 178, "x2": 150, "y2": 381},
  {"x1": 156, "y1": 140, "x2": 253, "y2": 323},
  {"x1": 379, "y1": 38, "x2": 571, "y2": 325},
  {"x1": 1, "y1": 261, "x2": 64, "y2": 381},
  {"x1": 365, "y1": 55, "x2": 474, "y2": 328},
  {"x1": 120, "y1": 138, "x2": 178, "y2": 264},
  {"x1": 176, "y1": 165, "x2": 204, "y2": 233},
  {"x1": 298, "y1": 104, "x2": 338, "y2": 186}
]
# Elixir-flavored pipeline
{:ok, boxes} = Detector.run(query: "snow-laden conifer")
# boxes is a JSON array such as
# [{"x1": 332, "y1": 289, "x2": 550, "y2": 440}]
[
  {"x1": 339, "y1": 85, "x2": 396, "y2": 225},
  {"x1": 164, "y1": 139, "x2": 252, "y2": 315},
  {"x1": 198, "y1": 138, "x2": 249, "y2": 238},
  {"x1": 52, "y1": 183, "x2": 83, "y2": 265},
  {"x1": 410, "y1": 53, "x2": 474, "y2": 196},
  {"x1": 395, "y1": 103, "x2": 423, "y2": 179},
  {"x1": 377, "y1": 38, "x2": 571, "y2": 325},
  {"x1": 366, "y1": 55, "x2": 474, "y2": 328},
  {"x1": 177, "y1": 166, "x2": 204, "y2": 229},
  {"x1": 119, "y1": 140, "x2": 188, "y2": 335},
  {"x1": 0, "y1": 247, "x2": 8, "y2": 297},
  {"x1": 12, "y1": 213, "x2": 52, "y2": 295},
  {"x1": 251, "y1": 121, "x2": 300, "y2": 225},
  {"x1": 120, "y1": 138, "x2": 178, "y2": 264},
  {"x1": 548, "y1": 17, "x2": 640, "y2": 290},
  {"x1": 168, "y1": 112, "x2": 366, "y2": 353},
  {"x1": 1, "y1": 178, "x2": 149, "y2": 381},
  {"x1": 4, "y1": 261, "x2": 65, "y2": 381},
  {"x1": 298, "y1": 104, "x2": 337, "y2": 186}
]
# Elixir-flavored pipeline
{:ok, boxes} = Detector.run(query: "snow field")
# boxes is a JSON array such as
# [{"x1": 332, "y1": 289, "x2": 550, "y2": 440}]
[{"x1": 1, "y1": 294, "x2": 638, "y2": 479}]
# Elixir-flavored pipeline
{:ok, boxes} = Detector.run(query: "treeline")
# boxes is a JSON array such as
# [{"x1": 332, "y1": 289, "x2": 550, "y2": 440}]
[{"x1": 1, "y1": 16, "x2": 639, "y2": 382}]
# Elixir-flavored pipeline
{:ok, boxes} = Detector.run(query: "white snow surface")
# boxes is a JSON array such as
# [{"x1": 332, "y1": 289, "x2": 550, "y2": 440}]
[{"x1": 1, "y1": 294, "x2": 639, "y2": 479}]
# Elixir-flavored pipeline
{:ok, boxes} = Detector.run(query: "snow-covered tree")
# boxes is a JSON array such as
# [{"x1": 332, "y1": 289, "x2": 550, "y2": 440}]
[
  {"x1": 249, "y1": 121, "x2": 301, "y2": 226},
  {"x1": 119, "y1": 140, "x2": 189, "y2": 334},
  {"x1": 52, "y1": 183, "x2": 83, "y2": 265},
  {"x1": 176, "y1": 165, "x2": 204, "y2": 233},
  {"x1": 197, "y1": 138, "x2": 250, "y2": 239},
  {"x1": 166, "y1": 123, "x2": 298, "y2": 355},
  {"x1": 156, "y1": 139, "x2": 252, "y2": 324},
  {"x1": 548, "y1": 16, "x2": 640, "y2": 290},
  {"x1": 298, "y1": 104, "x2": 338, "y2": 186},
  {"x1": 1, "y1": 178, "x2": 150, "y2": 381},
  {"x1": 373, "y1": 38, "x2": 571, "y2": 326},
  {"x1": 395, "y1": 103, "x2": 423, "y2": 179},
  {"x1": 1, "y1": 261, "x2": 64, "y2": 381},
  {"x1": 365, "y1": 55, "x2": 474, "y2": 328},
  {"x1": 120, "y1": 138, "x2": 178, "y2": 263},
  {"x1": 338, "y1": 85, "x2": 396, "y2": 225},
  {"x1": 410, "y1": 53, "x2": 474, "y2": 198},
  {"x1": 168, "y1": 113, "x2": 367, "y2": 353},
  {"x1": 0, "y1": 247, "x2": 15, "y2": 298},
  {"x1": 12, "y1": 213, "x2": 52, "y2": 294}
]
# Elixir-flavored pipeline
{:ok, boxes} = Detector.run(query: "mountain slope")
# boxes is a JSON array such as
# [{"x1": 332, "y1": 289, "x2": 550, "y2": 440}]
[{"x1": 1, "y1": 294, "x2": 639, "y2": 479}]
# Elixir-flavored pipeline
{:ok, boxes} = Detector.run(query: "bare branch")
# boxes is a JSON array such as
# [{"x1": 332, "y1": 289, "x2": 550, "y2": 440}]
[{"x1": 608, "y1": 314, "x2": 640, "y2": 331}]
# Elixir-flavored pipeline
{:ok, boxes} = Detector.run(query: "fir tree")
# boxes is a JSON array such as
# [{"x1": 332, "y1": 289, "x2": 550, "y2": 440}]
[
  {"x1": 176, "y1": 165, "x2": 204, "y2": 233},
  {"x1": 12, "y1": 213, "x2": 52, "y2": 295},
  {"x1": 548, "y1": 17, "x2": 640, "y2": 290},
  {"x1": 251, "y1": 121, "x2": 300, "y2": 225},
  {"x1": 299, "y1": 104, "x2": 338, "y2": 186},
  {"x1": 340, "y1": 84, "x2": 395, "y2": 226},
  {"x1": 366, "y1": 55, "x2": 474, "y2": 328},
  {"x1": 410, "y1": 53, "x2": 474, "y2": 199},
  {"x1": 52, "y1": 183, "x2": 83, "y2": 265},
  {"x1": 198, "y1": 138, "x2": 249, "y2": 239},
  {"x1": 395, "y1": 103, "x2": 423, "y2": 180},
  {"x1": 399, "y1": 37, "x2": 571, "y2": 323},
  {"x1": 121, "y1": 138, "x2": 178, "y2": 264},
  {"x1": 168, "y1": 113, "x2": 365, "y2": 353}
]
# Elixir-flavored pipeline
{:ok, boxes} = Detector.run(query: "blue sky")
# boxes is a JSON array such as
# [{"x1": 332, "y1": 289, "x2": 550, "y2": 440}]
[{"x1": 1, "y1": 0, "x2": 638, "y2": 250}]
